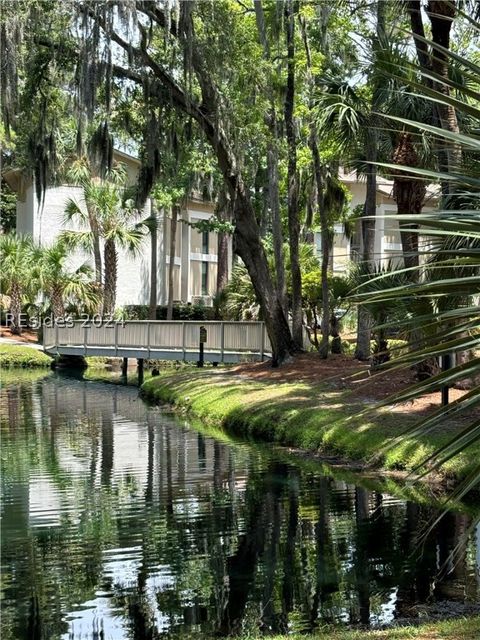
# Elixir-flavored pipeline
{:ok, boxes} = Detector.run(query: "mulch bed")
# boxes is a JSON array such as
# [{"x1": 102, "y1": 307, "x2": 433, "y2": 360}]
[
  {"x1": 0, "y1": 327, "x2": 39, "y2": 343},
  {"x1": 229, "y1": 353, "x2": 471, "y2": 416}
]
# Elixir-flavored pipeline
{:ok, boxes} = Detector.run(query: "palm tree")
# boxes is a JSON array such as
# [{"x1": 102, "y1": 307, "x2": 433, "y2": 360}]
[
  {"x1": 0, "y1": 234, "x2": 36, "y2": 334},
  {"x1": 37, "y1": 239, "x2": 100, "y2": 319},
  {"x1": 317, "y1": 82, "x2": 381, "y2": 360},
  {"x1": 355, "y1": 18, "x2": 480, "y2": 493},
  {"x1": 63, "y1": 164, "x2": 144, "y2": 316},
  {"x1": 66, "y1": 159, "x2": 103, "y2": 285}
]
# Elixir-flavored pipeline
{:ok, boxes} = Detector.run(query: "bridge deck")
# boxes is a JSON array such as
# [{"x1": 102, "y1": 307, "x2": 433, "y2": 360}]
[{"x1": 43, "y1": 321, "x2": 271, "y2": 363}]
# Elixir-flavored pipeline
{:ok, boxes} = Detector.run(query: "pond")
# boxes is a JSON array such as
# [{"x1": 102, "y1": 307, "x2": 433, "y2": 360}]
[{"x1": 1, "y1": 372, "x2": 479, "y2": 639}]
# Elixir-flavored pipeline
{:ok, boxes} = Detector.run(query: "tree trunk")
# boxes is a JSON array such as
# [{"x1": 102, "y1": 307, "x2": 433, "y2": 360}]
[
  {"x1": 356, "y1": 305, "x2": 372, "y2": 362},
  {"x1": 9, "y1": 282, "x2": 22, "y2": 335},
  {"x1": 267, "y1": 141, "x2": 287, "y2": 314},
  {"x1": 354, "y1": 112, "x2": 377, "y2": 361},
  {"x1": 407, "y1": 1, "x2": 432, "y2": 71},
  {"x1": 86, "y1": 205, "x2": 102, "y2": 283},
  {"x1": 149, "y1": 207, "x2": 158, "y2": 320},
  {"x1": 216, "y1": 190, "x2": 230, "y2": 295},
  {"x1": 354, "y1": 1, "x2": 385, "y2": 361},
  {"x1": 166, "y1": 205, "x2": 178, "y2": 321},
  {"x1": 103, "y1": 238, "x2": 117, "y2": 316},
  {"x1": 394, "y1": 179, "x2": 424, "y2": 272},
  {"x1": 233, "y1": 196, "x2": 297, "y2": 366},
  {"x1": 311, "y1": 135, "x2": 330, "y2": 358},
  {"x1": 254, "y1": 0, "x2": 287, "y2": 316},
  {"x1": 427, "y1": 1, "x2": 461, "y2": 180},
  {"x1": 392, "y1": 132, "x2": 426, "y2": 274},
  {"x1": 409, "y1": 1, "x2": 460, "y2": 198},
  {"x1": 217, "y1": 231, "x2": 228, "y2": 294},
  {"x1": 50, "y1": 286, "x2": 65, "y2": 320},
  {"x1": 284, "y1": 0, "x2": 303, "y2": 350}
]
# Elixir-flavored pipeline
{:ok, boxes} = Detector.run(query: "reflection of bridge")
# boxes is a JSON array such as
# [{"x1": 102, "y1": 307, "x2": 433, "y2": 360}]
[{"x1": 43, "y1": 320, "x2": 271, "y2": 363}]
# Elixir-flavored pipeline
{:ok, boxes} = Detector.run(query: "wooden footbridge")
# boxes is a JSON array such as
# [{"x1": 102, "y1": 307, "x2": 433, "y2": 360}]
[{"x1": 43, "y1": 320, "x2": 272, "y2": 364}]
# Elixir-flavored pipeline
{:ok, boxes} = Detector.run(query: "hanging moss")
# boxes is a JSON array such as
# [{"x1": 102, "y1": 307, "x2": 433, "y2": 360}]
[{"x1": 87, "y1": 121, "x2": 113, "y2": 178}]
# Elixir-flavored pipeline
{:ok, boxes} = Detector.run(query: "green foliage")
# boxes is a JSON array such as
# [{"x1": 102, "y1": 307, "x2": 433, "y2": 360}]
[
  {"x1": 234, "y1": 617, "x2": 480, "y2": 640},
  {"x1": 0, "y1": 180, "x2": 16, "y2": 233},
  {"x1": 0, "y1": 345, "x2": 52, "y2": 368},
  {"x1": 38, "y1": 238, "x2": 100, "y2": 315},
  {"x1": 0, "y1": 233, "x2": 100, "y2": 319},
  {"x1": 302, "y1": 271, "x2": 351, "y2": 309},
  {"x1": 121, "y1": 303, "x2": 215, "y2": 321},
  {"x1": 189, "y1": 216, "x2": 234, "y2": 235},
  {"x1": 0, "y1": 233, "x2": 36, "y2": 302},
  {"x1": 353, "y1": 16, "x2": 480, "y2": 493},
  {"x1": 222, "y1": 261, "x2": 260, "y2": 321},
  {"x1": 64, "y1": 161, "x2": 143, "y2": 252}
]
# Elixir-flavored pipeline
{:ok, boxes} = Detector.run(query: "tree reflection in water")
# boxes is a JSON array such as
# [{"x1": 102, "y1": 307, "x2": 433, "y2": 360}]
[{"x1": 1, "y1": 374, "x2": 479, "y2": 640}]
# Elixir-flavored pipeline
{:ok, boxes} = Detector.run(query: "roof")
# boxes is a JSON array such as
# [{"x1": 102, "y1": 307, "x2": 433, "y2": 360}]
[{"x1": 2, "y1": 148, "x2": 140, "y2": 197}]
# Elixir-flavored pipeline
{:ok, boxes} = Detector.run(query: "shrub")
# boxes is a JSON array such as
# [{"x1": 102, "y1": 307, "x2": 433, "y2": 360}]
[
  {"x1": 0, "y1": 345, "x2": 52, "y2": 368},
  {"x1": 122, "y1": 303, "x2": 216, "y2": 321}
]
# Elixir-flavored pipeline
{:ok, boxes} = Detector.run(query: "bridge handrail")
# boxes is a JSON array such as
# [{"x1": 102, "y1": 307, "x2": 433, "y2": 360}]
[{"x1": 43, "y1": 320, "x2": 272, "y2": 361}]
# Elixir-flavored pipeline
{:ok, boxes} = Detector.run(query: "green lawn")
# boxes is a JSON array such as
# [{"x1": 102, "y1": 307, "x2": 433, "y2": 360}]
[
  {"x1": 142, "y1": 367, "x2": 479, "y2": 481},
  {"x1": 0, "y1": 344, "x2": 52, "y2": 369}
]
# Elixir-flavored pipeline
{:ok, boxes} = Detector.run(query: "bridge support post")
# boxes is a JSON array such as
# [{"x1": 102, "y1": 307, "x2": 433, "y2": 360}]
[
  {"x1": 121, "y1": 357, "x2": 128, "y2": 378},
  {"x1": 137, "y1": 358, "x2": 144, "y2": 385},
  {"x1": 197, "y1": 342, "x2": 204, "y2": 368}
]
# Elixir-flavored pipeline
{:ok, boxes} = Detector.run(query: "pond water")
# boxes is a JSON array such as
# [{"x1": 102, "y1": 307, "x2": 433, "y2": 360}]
[{"x1": 1, "y1": 372, "x2": 479, "y2": 640}]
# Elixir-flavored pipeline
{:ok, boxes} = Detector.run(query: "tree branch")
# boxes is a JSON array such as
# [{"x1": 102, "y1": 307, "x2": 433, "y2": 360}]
[
  {"x1": 135, "y1": 1, "x2": 178, "y2": 36},
  {"x1": 79, "y1": 3, "x2": 209, "y2": 129}
]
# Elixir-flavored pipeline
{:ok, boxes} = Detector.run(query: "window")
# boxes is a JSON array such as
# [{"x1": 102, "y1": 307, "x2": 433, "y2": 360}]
[
  {"x1": 202, "y1": 230, "x2": 209, "y2": 254},
  {"x1": 201, "y1": 261, "x2": 209, "y2": 295}
]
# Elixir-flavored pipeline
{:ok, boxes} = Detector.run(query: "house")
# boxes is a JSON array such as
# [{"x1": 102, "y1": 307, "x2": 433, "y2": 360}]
[
  {"x1": 4, "y1": 149, "x2": 233, "y2": 308},
  {"x1": 314, "y1": 169, "x2": 439, "y2": 274}
]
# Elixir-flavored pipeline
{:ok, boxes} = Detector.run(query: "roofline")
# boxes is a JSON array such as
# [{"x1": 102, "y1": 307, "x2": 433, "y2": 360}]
[{"x1": 113, "y1": 148, "x2": 140, "y2": 165}]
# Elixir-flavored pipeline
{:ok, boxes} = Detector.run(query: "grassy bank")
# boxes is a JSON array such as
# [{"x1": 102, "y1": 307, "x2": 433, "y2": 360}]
[
  {"x1": 142, "y1": 369, "x2": 479, "y2": 480},
  {"x1": 225, "y1": 617, "x2": 480, "y2": 640},
  {"x1": 0, "y1": 344, "x2": 52, "y2": 368}
]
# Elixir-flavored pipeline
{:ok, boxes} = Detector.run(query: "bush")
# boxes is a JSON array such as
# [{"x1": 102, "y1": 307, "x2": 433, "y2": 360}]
[
  {"x1": 341, "y1": 338, "x2": 408, "y2": 357},
  {"x1": 122, "y1": 303, "x2": 216, "y2": 321},
  {"x1": 0, "y1": 345, "x2": 52, "y2": 368}
]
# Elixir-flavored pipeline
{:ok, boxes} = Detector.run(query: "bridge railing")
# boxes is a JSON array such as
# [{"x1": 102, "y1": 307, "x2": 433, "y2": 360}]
[{"x1": 43, "y1": 320, "x2": 272, "y2": 361}]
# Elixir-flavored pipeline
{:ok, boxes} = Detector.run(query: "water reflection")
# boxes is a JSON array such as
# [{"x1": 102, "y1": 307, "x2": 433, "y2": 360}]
[{"x1": 1, "y1": 374, "x2": 479, "y2": 640}]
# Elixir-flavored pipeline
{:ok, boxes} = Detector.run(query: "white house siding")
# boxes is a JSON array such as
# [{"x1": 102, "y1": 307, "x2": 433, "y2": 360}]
[
  {"x1": 314, "y1": 174, "x2": 438, "y2": 274},
  {"x1": 15, "y1": 185, "x2": 35, "y2": 236},
  {"x1": 23, "y1": 184, "x2": 153, "y2": 307},
  {"x1": 14, "y1": 179, "x2": 224, "y2": 308},
  {"x1": 188, "y1": 210, "x2": 219, "y2": 302}
]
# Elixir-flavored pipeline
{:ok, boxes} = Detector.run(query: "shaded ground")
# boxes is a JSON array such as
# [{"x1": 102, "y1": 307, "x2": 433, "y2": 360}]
[
  {"x1": 0, "y1": 326, "x2": 40, "y2": 344},
  {"x1": 230, "y1": 353, "x2": 471, "y2": 416}
]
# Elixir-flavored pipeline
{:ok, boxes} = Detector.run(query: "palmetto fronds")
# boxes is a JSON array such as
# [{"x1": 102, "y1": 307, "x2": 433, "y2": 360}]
[
  {"x1": 64, "y1": 160, "x2": 145, "y2": 313},
  {"x1": 0, "y1": 233, "x2": 37, "y2": 334},
  {"x1": 38, "y1": 239, "x2": 100, "y2": 316},
  {"x1": 354, "y1": 32, "x2": 480, "y2": 492}
]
